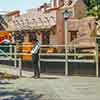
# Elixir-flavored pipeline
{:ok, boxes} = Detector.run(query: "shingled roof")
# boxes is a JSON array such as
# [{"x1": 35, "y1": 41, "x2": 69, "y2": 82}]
[{"x1": 12, "y1": 9, "x2": 56, "y2": 30}]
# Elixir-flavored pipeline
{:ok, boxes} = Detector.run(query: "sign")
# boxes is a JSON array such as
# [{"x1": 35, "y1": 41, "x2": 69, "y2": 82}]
[{"x1": 64, "y1": 10, "x2": 72, "y2": 19}]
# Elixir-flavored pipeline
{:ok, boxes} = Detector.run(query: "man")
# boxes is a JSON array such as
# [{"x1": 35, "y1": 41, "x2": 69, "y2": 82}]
[{"x1": 31, "y1": 36, "x2": 40, "y2": 79}]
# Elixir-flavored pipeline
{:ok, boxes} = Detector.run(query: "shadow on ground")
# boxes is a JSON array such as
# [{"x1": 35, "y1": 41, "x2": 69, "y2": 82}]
[
  {"x1": 0, "y1": 88, "x2": 44, "y2": 100},
  {"x1": 0, "y1": 81, "x2": 12, "y2": 85},
  {"x1": 0, "y1": 72, "x2": 19, "y2": 80},
  {"x1": 40, "y1": 77, "x2": 59, "y2": 79}
]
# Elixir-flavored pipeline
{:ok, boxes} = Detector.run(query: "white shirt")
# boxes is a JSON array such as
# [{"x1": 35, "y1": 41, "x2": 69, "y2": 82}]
[{"x1": 31, "y1": 42, "x2": 40, "y2": 54}]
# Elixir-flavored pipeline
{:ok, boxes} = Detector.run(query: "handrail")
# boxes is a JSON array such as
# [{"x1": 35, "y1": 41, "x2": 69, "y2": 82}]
[
  {"x1": 0, "y1": 44, "x2": 96, "y2": 47},
  {"x1": 0, "y1": 52, "x2": 95, "y2": 56},
  {"x1": 0, "y1": 43, "x2": 98, "y2": 77},
  {"x1": 0, "y1": 44, "x2": 96, "y2": 56}
]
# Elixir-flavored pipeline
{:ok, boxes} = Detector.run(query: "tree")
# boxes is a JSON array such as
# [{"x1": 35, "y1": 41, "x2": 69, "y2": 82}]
[
  {"x1": 84, "y1": 0, "x2": 100, "y2": 20},
  {"x1": 0, "y1": 15, "x2": 8, "y2": 30},
  {"x1": 83, "y1": 0, "x2": 100, "y2": 35}
]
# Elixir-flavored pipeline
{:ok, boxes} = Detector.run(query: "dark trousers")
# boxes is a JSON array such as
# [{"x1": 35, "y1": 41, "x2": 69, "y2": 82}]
[{"x1": 32, "y1": 54, "x2": 40, "y2": 77}]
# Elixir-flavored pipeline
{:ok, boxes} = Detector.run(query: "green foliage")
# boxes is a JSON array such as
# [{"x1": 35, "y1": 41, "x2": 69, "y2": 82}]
[{"x1": 84, "y1": 0, "x2": 100, "y2": 20}]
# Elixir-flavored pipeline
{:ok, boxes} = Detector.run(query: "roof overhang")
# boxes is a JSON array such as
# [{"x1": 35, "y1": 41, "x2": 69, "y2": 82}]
[{"x1": 11, "y1": 10, "x2": 56, "y2": 31}]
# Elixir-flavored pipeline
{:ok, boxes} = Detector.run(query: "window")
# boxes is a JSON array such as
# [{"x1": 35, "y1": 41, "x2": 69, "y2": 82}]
[{"x1": 70, "y1": 31, "x2": 78, "y2": 42}]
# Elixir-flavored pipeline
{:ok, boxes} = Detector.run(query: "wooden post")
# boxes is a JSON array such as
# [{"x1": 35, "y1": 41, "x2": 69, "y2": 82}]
[{"x1": 96, "y1": 44, "x2": 99, "y2": 77}]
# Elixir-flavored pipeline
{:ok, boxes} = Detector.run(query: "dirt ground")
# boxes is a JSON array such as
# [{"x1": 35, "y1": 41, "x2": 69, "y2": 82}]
[{"x1": 0, "y1": 64, "x2": 100, "y2": 100}]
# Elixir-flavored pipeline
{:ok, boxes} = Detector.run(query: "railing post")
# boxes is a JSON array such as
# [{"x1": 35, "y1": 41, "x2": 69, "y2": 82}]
[
  {"x1": 19, "y1": 58, "x2": 22, "y2": 77},
  {"x1": 39, "y1": 52, "x2": 41, "y2": 73},
  {"x1": 14, "y1": 45, "x2": 17, "y2": 68},
  {"x1": 9, "y1": 44, "x2": 12, "y2": 57},
  {"x1": 65, "y1": 44, "x2": 68, "y2": 76},
  {"x1": 96, "y1": 44, "x2": 99, "y2": 77},
  {"x1": 64, "y1": 20, "x2": 68, "y2": 76}
]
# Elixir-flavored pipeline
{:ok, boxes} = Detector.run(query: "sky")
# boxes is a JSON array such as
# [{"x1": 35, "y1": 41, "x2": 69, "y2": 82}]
[{"x1": 0, "y1": 0, "x2": 50, "y2": 14}]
